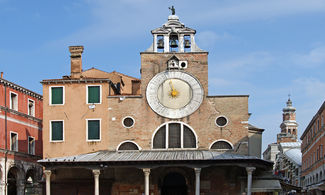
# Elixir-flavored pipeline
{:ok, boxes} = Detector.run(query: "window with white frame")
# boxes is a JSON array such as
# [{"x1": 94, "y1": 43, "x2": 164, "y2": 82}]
[
  {"x1": 10, "y1": 132, "x2": 18, "y2": 151},
  {"x1": 28, "y1": 136, "x2": 35, "y2": 155},
  {"x1": 87, "y1": 119, "x2": 101, "y2": 141},
  {"x1": 152, "y1": 122, "x2": 196, "y2": 149},
  {"x1": 50, "y1": 120, "x2": 64, "y2": 141},
  {"x1": 10, "y1": 92, "x2": 18, "y2": 111},
  {"x1": 87, "y1": 85, "x2": 101, "y2": 104},
  {"x1": 28, "y1": 99, "x2": 35, "y2": 116},
  {"x1": 50, "y1": 86, "x2": 64, "y2": 105}
]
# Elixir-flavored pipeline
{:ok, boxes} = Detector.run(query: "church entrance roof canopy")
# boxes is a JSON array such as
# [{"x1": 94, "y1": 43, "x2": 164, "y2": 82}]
[{"x1": 38, "y1": 150, "x2": 273, "y2": 168}]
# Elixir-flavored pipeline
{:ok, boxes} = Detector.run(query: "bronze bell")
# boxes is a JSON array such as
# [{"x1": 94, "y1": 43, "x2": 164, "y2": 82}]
[
  {"x1": 170, "y1": 39, "x2": 178, "y2": 48},
  {"x1": 157, "y1": 39, "x2": 164, "y2": 49},
  {"x1": 184, "y1": 39, "x2": 191, "y2": 48}
]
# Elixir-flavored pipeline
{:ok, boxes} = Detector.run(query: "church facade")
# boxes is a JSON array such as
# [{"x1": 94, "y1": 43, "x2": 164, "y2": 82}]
[{"x1": 39, "y1": 13, "x2": 280, "y2": 195}]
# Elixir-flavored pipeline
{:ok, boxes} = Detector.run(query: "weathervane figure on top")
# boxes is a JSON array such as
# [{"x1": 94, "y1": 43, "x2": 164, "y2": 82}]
[{"x1": 169, "y1": 6, "x2": 175, "y2": 15}]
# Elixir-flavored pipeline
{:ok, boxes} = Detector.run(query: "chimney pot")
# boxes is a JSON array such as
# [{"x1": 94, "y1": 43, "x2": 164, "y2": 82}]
[
  {"x1": 1, "y1": 72, "x2": 3, "y2": 79},
  {"x1": 69, "y1": 46, "x2": 84, "y2": 78}
]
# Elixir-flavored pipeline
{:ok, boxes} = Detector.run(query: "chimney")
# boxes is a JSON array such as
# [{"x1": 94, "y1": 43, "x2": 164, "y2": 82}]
[
  {"x1": 69, "y1": 46, "x2": 84, "y2": 78},
  {"x1": 1, "y1": 72, "x2": 3, "y2": 79}
]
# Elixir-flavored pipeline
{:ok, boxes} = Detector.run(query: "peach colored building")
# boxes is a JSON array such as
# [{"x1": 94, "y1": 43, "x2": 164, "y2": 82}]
[
  {"x1": 301, "y1": 101, "x2": 325, "y2": 193},
  {"x1": 39, "y1": 13, "x2": 280, "y2": 195},
  {"x1": 0, "y1": 74, "x2": 43, "y2": 195}
]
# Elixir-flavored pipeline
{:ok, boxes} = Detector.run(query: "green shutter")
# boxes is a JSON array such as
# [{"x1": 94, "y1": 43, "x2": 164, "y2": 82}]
[
  {"x1": 51, "y1": 87, "x2": 63, "y2": 104},
  {"x1": 88, "y1": 120, "x2": 100, "y2": 140},
  {"x1": 88, "y1": 86, "x2": 100, "y2": 103},
  {"x1": 52, "y1": 121, "x2": 63, "y2": 141}
]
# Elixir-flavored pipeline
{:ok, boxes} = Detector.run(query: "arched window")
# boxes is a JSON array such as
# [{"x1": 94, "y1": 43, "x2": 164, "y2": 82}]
[
  {"x1": 210, "y1": 140, "x2": 233, "y2": 150},
  {"x1": 117, "y1": 141, "x2": 140, "y2": 151},
  {"x1": 152, "y1": 122, "x2": 196, "y2": 149}
]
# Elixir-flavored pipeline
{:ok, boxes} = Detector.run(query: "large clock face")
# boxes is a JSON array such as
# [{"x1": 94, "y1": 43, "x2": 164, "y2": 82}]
[{"x1": 146, "y1": 71, "x2": 204, "y2": 119}]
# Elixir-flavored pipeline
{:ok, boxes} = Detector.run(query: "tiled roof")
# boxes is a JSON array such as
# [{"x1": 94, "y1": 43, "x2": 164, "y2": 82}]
[{"x1": 39, "y1": 150, "x2": 270, "y2": 164}]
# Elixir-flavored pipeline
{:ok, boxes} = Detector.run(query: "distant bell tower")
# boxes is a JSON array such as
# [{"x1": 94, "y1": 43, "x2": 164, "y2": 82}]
[{"x1": 277, "y1": 97, "x2": 298, "y2": 143}]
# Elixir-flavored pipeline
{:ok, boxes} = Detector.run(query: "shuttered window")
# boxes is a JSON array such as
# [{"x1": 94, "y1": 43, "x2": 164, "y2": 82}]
[
  {"x1": 51, "y1": 121, "x2": 63, "y2": 141},
  {"x1": 88, "y1": 86, "x2": 100, "y2": 104},
  {"x1": 153, "y1": 123, "x2": 196, "y2": 149},
  {"x1": 51, "y1": 87, "x2": 63, "y2": 105},
  {"x1": 88, "y1": 120, "x2": 100, "y2": 140}
]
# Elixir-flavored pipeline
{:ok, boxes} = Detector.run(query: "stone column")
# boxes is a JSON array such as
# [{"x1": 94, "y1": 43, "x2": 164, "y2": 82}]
[
  {"x1": 143, "y1": 168, "x2": 151, "y2": 195},
  {"x1": 153, "y1": 34, "x2": 157, "y2": 52},
  {"x1": 44, "y1": 170, "x2": 52, "y2": 195},
  {"x1": 17, "y1": 180, "x2": 25, "y2": 195},
  {"x1": 246, "y1": 167, "x2": 256, "y2": 195},
  {"x1": 178, "y1": 34, "x2": 184, "y2": 52},
  {"x1": 194, "y1": 168, "x2": 201, "y2": 195},
  {"x1": 93, "y1": 169, "x2": 100, "y2": 195},
  {"x1": 164, "y1": 35, "x2": 170, "y2": 52}
]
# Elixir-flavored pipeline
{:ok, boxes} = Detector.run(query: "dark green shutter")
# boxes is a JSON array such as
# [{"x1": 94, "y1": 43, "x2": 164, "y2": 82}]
[
  {"x1": 51, "y1": 87, "x2": 63, "y2": 104},
  {"x1": 88, "y1": 86, "x2": 100, "y2": 103},
  {"x1": 52, "y1": 121, "x2": 63, "y2": 141},
  {"x1": 88, "y1": 120, "x2": 100, "y2": 140}
]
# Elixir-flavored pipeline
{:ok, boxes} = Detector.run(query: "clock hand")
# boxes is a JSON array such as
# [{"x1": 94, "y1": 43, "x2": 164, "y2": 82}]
[{"x1": 169, "y1": 80, "x2": 179, "y2": 98}]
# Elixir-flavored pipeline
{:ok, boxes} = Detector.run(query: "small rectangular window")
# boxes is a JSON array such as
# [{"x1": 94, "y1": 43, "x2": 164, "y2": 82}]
[
  {"x1": 50, "y1": 87, "x2": 64, "y2": 105},
  {"x1": 28, "y1": 136, "x2": 35, "y2": 155},
  {"x1": 87, "y1": 86, "x2": 101, "y2": 104},
  {"x1": 51, "y1": 121, "x2": 64, "y2": 141},
  {"x1": 10, "y1": 132, "x2": 18, "y2": 151},
  {"x1": 10, "y1": 92, "x2": 18, "y2": 111},
  {"x1": 87, "y1": 119, "x2": 100, "y2": 141},
  {"x1": 28, "y1": 99, "x2": 35, "y2": 116}
]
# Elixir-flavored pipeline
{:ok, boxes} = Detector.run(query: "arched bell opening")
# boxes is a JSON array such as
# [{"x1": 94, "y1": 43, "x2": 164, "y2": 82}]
[
  {"x1": 169, "y1": 34, "x2": 179, "y2": 52},
  {"x1": 161, "y1": 172, "x2": 187, "y2": 195}
]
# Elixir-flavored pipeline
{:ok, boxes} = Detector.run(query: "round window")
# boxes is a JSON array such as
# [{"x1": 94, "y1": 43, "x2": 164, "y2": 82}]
[
  {"x1": 216, "y1": 116, "x2": 228, "y2": 127},
  {"x1": 122, "y1": 117, "x2": 135, "y2": 128}
]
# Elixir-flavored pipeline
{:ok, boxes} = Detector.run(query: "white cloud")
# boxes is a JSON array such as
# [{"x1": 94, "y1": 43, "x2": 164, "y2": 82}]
[
  {"x1": 196, "y1": 31, "x2": 233, "y2": 48},
  {"x1": 292, "y1": 46, "x2": 325, "y2": 67},
  {"x1": 193, "y1": 0, "x2": 325, "y2": 24}
]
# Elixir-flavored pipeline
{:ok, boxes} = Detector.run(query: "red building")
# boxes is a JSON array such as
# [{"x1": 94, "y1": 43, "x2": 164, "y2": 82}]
[
  {"x1": 0, "y1": 73, "x2": 43, "y2": 195},
  {"x1": 301, "y1": 101, "x2": 325, "y2": 193}
]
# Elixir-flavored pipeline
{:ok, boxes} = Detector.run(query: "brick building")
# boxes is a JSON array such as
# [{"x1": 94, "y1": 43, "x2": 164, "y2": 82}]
[
  {"x1": 301, "y1": 101, "x2": 325, "y2": 193},
  {"x1": 0, "y1": 74, "x2": 43, "y2": 195},
  {"x1": 39, "y1": 12, "x2": 280, "y2": 195},
  {"x1": 263, "y1": 98, "x2": 302, "y2": 193}
]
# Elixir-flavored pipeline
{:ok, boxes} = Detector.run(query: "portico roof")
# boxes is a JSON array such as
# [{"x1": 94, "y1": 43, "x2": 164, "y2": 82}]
[{"x1": 39, "y1": 150, "x2": 273, "y2": 168}]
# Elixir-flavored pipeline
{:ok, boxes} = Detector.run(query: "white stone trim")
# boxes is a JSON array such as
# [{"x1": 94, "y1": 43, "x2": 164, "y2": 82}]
[
  {"x1": 151, "y1": 121, "x2": 198, "y2": 150},
  {"x1": 0, "y1": 114, "x2": 41, "y2": 130},
  {"x1": 9, "y1": 131, "x2": 18, "y2": 152},
  {"x1": 86, "y1": 85, "x2": 102, "y2": 104},
  {"x1": 116, "y1": 140, "x2": 142, "y2": 151},
  {"x1": 49, "y1": 120, "x2": 64, "y2": 142},
  {"x1": 49, "y1": 86, "x2": 65, "y2": 106},
  {"x1": 209, "y1": 139, "x2": 234, "y2": 150},
  {"x1": 86, "y1": 118, "x2": 101, "y2": 142},
  {"x1": 27, "y1": 98, "x2": 35, "y2": 117},
  {"x1": 121, "y1": 116, "x2": 135, "y2": 128},
  {"x1": 9, "y1": 91, "x2": 18, "y2": 111},
  {"x1": 215, "y1": 115, "x2": 229, "y2": 127},
  {"x1": 27, "y1": 136, "x2": 35, "y2": 155}
]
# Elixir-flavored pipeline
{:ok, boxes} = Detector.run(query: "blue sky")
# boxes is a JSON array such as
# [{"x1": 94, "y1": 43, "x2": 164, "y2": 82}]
[{"x1": 1, "y1": 0, "x2": 325, "y2": 151}]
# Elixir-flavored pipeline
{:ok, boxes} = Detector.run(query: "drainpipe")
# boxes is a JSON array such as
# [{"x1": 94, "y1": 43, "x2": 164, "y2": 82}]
[{"x1": 4, "y1": 82, "x2": 8, "y2": 194}]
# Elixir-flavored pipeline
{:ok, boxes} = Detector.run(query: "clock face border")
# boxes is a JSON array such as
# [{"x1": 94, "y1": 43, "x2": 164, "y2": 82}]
[{"x1": 146, "y1": 70, "x2": 204, "y2": 119}]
